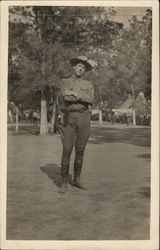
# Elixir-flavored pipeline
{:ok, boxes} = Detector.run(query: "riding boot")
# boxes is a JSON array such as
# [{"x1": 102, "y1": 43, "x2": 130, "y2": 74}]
[
  {"x1": 60, "y1": 176, "x2": 68, "y2": 193},
  {"x1": 76, "y1": 173, "x2": 88, "y2": 190},
  {"x1": 72, "y1": 165, "x2": 88, "y2": 190}
]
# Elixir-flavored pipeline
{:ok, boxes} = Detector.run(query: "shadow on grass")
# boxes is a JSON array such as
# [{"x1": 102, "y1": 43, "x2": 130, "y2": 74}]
[
  {"x1": 137, "y1": 153, "x2": 151, "y2": 159},
  {"x1": 89, "y1": 127, "x2": 151, "y2": 147},
  {"x1": 138, "y1": 186, "x2": 150, "y2": 198},
  {"x1": 40, "y1": 163, "x2": 72, "y2": 188}
]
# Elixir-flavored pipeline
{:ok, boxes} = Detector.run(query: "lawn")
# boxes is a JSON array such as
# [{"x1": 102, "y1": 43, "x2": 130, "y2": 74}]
[{"x1": 7, "y1": 124, "x2": 151, "y2": 240}]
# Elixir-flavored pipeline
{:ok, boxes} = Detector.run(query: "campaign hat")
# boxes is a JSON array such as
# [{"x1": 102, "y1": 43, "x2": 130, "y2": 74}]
[{"x1": 70, "y1": 56, "x2": 92, "y2": 71}]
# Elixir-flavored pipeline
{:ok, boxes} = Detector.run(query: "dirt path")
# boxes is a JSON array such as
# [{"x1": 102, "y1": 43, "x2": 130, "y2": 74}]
[{"x1": 7, "y1": 126, "x2": 151, "y2": 240}]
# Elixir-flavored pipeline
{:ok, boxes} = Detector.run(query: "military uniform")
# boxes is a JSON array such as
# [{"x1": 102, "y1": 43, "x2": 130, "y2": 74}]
[{"x1": 58, "y1": 75, "x2": 94, "y2": 187}]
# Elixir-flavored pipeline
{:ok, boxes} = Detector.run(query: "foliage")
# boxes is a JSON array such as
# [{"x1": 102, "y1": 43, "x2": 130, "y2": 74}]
[
  {"x1": 112, "y1": 9, "x2": 152, "y2": 100},
  {"x1": 8, "y1": 6, "x2": 152, "y2": 111}
]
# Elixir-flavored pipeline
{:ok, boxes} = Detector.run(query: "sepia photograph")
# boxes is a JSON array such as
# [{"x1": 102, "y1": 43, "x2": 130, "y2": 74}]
[{"x1": 0, "y1": 1, "x2": 159, "y2": 250}]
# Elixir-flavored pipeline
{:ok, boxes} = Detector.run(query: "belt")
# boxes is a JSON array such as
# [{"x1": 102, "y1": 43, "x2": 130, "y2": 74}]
[{"x1": 68, "y1": 106, "x2": 88, "y2": 113}]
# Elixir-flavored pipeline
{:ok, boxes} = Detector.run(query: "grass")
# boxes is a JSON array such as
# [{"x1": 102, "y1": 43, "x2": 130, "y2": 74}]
[{"x1": 7, "y1": 124, "x2": 151, "y2": 240}]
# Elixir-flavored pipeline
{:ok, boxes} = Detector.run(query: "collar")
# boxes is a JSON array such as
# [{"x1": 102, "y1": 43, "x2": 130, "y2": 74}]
[{"x1": 71, "y1": 74, "x2": 82, "y2": 80}]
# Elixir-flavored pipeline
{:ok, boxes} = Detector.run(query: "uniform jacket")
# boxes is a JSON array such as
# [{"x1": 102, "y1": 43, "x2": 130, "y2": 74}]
[{"x1": 58, "y1": 75, "x2": 94, "y2": 112}]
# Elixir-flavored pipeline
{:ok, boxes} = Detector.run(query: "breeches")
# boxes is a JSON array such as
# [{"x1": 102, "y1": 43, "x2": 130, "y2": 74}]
[{"x1": 61, "y1": 110, "x2": 91, "y2": 177}]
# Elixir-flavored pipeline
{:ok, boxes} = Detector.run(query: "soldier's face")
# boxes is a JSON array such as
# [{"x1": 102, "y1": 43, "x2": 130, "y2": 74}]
[{"x1": 73, "y1": 63, "x2": 86, "y2": 77}]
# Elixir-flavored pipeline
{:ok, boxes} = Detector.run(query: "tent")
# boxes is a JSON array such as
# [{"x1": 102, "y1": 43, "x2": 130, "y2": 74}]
[
  {"x1": 115, "y1": 92, "x2": 151, "y2": 115},
  {"x1": 134, "y1": 92, "x2": 151, "y2": 115},
  {"x1": 119, "y1": 94, "x2": 133, "y2": 109}
]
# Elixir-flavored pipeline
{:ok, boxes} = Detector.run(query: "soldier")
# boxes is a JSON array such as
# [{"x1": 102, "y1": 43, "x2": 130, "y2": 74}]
[{"x1": 58, "y1": 56, "x2": 94, "y2": 193}]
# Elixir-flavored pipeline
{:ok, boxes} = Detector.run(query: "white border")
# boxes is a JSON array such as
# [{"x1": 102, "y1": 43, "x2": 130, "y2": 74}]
[{"x1": 0, "y1": 1, "x2": 159, "y2": 250}]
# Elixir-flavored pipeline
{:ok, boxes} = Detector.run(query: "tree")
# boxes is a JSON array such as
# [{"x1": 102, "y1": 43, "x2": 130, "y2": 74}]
[
  {"x1": 108, "y1": 9, "x2": 152, "y2": 125},
  {"x1": 9, "y1": 7, "x2": 152, "y2": 127},
  {"x1": 9, "y1": 6, "x2": 123, "y2": 127}
]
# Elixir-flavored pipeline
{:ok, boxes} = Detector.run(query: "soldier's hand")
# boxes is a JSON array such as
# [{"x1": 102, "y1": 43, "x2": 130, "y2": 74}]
[{"x1": 64, "y1": 89, "x2": 78, "y2": 98}]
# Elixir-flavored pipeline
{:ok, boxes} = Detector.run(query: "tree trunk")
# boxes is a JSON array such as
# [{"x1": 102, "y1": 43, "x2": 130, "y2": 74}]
[
  {"x1": 98, "y1": 100, "x2": 103, "y2": 124},
  {"x1": 40, "y1": 98, "x2": 48, "y2": 135},
  {"x1": 8, "y1": 110, "x2": 12, "y2": 123},
  {"x1": 49, "y1": 104, "x2": 56, "y2": 134},
  {"x1": 15, "y1": 107, "x2": 18, "y2": 133},
  {"x1": 96, "y1": 43, "x2": 103, "y2": 125},
  {"x1": 132, "y1": 108, "x2": 136, "y2": 126},
  {"x1": 98, "y1": 110, "x2": 102, "y2": 124},
  {"x1": 132, "y1": 83, "x2": 136, "y2": 126},
  {"x1": 98, "y1": 85, "x2": 103, "y2": 124}
]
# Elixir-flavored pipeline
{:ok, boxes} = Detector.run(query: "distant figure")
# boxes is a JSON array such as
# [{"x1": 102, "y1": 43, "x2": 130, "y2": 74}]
[
  {"x1": 145, "y1": 113, "x2": 151, "y2": 126},
  {"x1": 108, "y1": 112, "x2": 112, "y2": 122},
  {"x1": 139, "y1": 114, "x2": 144, "y2": 125},
  {"x1": 143, "y1": 114, "x2": 150, "y2": 126},
  {"x1": 33, "y1": 111, "x2": 40, "y2": 126},
  {"x1": 126, "y1": 112, "x2": 131, "y2": 126},
  {"x1": 24, "y1": 110, "x2": 30, "y2": 121},
  {"x1": 111, "y1": 112, "x2": 115, "y2": 124}
]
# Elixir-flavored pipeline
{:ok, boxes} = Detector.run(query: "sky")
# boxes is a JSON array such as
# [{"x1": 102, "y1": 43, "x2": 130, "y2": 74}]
[{"x1": 111, "y1": 7, "x2": 151, "y2": 27}]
